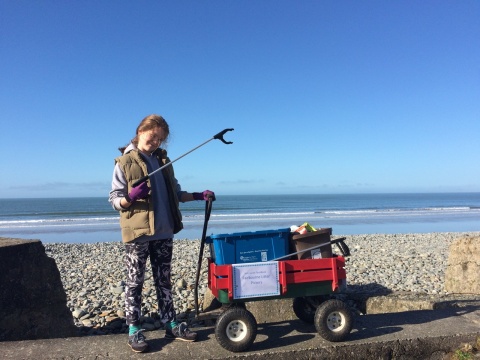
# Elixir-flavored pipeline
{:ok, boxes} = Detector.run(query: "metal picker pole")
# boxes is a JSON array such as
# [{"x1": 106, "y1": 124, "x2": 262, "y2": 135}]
[{"x1": 132, "y1": 128, "x2": 234, "y2": 187}]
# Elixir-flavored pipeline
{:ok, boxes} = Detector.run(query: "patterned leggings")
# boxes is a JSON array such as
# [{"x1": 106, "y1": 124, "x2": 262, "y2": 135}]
[{"x1": 124, "y1": 239, "x2": 176, "y2": 326}]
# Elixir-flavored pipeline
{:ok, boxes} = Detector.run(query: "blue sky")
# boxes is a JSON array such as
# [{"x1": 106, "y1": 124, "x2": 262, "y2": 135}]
[{"x1": 1, "y1": 1, "x2": 479, "y2": 198}]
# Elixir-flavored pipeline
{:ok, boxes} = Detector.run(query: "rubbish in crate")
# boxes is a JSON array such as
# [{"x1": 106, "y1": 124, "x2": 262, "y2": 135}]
[
  {"x1": 206, "y1": 228, "x2": 291, "y2": 265},
  {"x1": 291, "y1": 227, "x2": 333, "y2": 259},
  {"x1": 290, "y1": 222, "x2": 317, "y2": 235}
]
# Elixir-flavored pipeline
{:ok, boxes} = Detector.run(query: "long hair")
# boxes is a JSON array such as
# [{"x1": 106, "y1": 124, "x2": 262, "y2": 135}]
[{"x1": 118, "y1": 114, "x2": 170, "y2": 153}]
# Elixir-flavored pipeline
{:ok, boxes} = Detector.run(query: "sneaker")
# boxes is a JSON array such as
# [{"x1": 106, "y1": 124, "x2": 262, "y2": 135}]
[
  {"x1": 128, "y1": 329, "x2": 149, "y2": 353},
  {"x1": 165, "y1": 322, "x2": 197, "y2": 342}
]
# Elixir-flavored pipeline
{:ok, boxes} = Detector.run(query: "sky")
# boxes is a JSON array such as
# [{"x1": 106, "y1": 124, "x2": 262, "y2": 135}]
[{"x1": 1, "y1": 1, "x2": 479, "y2": 198}]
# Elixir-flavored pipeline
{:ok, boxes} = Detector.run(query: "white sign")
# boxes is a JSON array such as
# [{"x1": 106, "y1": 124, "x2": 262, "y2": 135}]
[{"x1": 232, "y1": 261, "x2": 280, "y2": 299}]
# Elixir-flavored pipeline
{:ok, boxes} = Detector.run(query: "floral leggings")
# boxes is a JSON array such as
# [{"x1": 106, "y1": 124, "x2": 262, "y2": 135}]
[{"x1": 124, "y1": 238, "x2": 176, "y2": 326}]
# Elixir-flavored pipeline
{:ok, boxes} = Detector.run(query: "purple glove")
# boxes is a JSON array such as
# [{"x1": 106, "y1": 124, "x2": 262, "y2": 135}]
[
  {"x1": 193, "y1": 190, "x2": 215, "y2": 201},
  {"x1": 125, "y1": 182, "x2": 150, "y2": 203}
]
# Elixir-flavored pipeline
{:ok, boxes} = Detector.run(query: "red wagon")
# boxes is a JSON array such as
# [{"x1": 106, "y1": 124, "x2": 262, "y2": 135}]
[
  {"x1": 194, "y1": 201, "x2": 353, "y2": 352},
  {"x1": 205, "y1": 255, "x2": 352, "y2": 352}
]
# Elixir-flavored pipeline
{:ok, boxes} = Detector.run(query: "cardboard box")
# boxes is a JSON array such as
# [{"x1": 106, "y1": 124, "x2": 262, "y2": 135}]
[{"x1": 290, "y1": 228, "x2": 333, "y2": 260}]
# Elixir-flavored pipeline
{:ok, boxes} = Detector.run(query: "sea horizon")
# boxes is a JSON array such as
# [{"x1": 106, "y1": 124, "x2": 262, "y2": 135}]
[
  {"x1": 1, "y1": 192, "x2": 479, "y2": 244},
  {"x1": 2, "y1": 190, "x2": 480, "y2": 200}
]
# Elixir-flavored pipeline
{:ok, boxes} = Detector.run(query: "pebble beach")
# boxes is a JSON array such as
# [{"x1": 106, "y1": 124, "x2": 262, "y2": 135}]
[{"x1": 44, "y1": 231, "x2": 479, "y2": 336}]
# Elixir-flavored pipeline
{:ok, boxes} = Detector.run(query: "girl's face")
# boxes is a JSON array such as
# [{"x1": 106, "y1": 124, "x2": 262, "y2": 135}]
[{"x1": 137, "y1": 127, "x2": 166, "y2": 154}]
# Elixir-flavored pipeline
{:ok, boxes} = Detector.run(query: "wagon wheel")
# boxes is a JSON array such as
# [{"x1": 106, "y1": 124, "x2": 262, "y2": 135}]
[
  {"x1": 293, "y1": 296, "x2": 326, "y2": 324},
  {"x1": 314, "y1": 299, "x2": 353, "y2": 342},
  {"x1": 215, "y1": 307, "x2": 257, "y2": 352}
]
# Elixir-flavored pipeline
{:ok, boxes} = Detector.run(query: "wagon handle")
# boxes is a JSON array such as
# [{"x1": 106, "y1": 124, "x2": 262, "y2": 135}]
[{"x1": 194, "y1": 197, "x2": 214, "y2": 317}]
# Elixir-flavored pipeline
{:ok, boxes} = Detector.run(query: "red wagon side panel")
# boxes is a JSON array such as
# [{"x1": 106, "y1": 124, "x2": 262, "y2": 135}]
[{"x1": 208, "y1": 257, "x2": 347, "y2": 302}]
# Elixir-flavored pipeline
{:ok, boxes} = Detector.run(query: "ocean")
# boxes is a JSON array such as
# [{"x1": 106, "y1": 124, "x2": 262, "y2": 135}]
[{"x1": 0, "y1": 193, "x2": 479, "y2": 244}]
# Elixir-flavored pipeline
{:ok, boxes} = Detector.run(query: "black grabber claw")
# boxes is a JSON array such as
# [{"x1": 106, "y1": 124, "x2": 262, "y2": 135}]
[{"x1": 213, "y1": 128, "x2": 234, "y2": 144}]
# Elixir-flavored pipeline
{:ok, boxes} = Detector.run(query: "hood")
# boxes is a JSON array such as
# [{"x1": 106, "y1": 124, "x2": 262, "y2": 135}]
[{"x1": 123, "y1": 143, "x2": 137, "y2": 154}]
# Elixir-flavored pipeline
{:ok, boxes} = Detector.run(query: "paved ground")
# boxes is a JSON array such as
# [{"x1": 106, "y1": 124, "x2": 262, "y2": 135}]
[{"x1": 2, "y1": 302, "x2": 479, "y2": 359}]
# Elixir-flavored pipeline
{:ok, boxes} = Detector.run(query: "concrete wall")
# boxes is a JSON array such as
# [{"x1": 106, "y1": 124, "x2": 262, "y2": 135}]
[
  {"x1": 0, "y1": 238, "x2": 77, "y2": 341},
  {"x1": 445, "y1": 235, "x2": 480, "y2": 294}
]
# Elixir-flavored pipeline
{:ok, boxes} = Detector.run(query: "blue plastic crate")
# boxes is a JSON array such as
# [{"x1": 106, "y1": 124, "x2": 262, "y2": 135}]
[{"x1": 206, "y1": 228, "x2": 291, "y2": 265}]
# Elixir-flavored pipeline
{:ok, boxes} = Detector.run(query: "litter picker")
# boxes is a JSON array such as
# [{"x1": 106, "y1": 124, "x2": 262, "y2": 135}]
[{"x1": 132, "y1": 128, "x2": 234, "y2": 187}]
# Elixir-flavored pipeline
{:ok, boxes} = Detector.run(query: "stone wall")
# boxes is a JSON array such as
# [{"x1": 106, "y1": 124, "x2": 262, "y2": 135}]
[
  {"x1": 445, "y1": 235, "x2": 480, "y2": 294},
  {"x1": 0, "y1": 238, "x2": 77, "y2": 341}
]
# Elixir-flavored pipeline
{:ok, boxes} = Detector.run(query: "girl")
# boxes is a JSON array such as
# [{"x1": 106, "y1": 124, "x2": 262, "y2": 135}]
[{"x1": 109, "y1": 114, "x2": 214, "y2": 353}]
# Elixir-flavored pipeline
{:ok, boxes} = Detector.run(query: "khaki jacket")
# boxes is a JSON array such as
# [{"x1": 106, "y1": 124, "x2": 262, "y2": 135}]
[{"x1": 115, "y1": 148, "x2": 183, "y2": 243}]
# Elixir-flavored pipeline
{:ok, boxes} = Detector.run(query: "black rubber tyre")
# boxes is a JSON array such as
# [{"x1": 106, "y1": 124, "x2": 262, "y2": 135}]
[
  {"x1": 336, "y1": 240, "x2": 351, "y2": 257},
  {"x1": 331, "y1": 238, "x2": 351, "y2": 256},
  {"x1": 215, "y1": 307, "x2": 257, "y2": 352},
  {"x1": 293, "y1": 296, "x2": 325, "y2": 324},
  {"x1": 314, "y1": 299, "x2": 353, "y2": 342}
]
